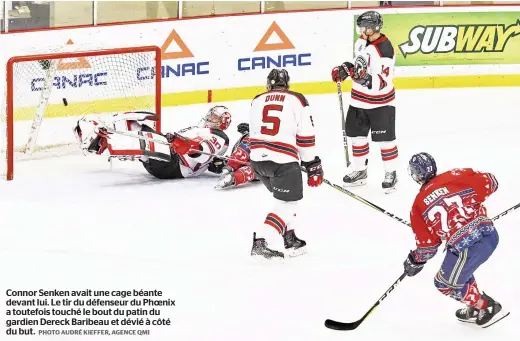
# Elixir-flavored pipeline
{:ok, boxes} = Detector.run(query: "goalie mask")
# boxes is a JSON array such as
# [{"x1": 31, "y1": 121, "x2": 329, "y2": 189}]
[{"x1": 199, "y1": 106, "x2": 232, "y2": 130}]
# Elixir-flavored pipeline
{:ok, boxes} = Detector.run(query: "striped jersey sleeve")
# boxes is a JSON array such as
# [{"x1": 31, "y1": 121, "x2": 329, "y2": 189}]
[{"x1": 296, "y1": 104, "x2": 316, "y2": 163}]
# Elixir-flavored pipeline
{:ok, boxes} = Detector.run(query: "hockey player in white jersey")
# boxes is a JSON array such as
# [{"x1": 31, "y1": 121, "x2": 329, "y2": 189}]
[
  {"x1": 73, "y1": 106, "x2": 231, "y2": 179},
  {"x1": 332, "y1": 10, "x2": 398, "y2": 193},
  {"x1": 248, "y1": 68, "x2": 324, "y2": 260}
]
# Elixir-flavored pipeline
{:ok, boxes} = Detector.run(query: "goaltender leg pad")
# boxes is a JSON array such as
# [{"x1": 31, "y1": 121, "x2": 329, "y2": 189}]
[{"x1": 107, "y1": 131, "x2": 171, "y2": 162}]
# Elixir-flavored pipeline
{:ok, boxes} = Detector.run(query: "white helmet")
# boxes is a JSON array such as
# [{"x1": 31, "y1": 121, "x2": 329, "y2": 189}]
[{"x1": 199, "y1": 105, "x2": 232, "y2": 130}]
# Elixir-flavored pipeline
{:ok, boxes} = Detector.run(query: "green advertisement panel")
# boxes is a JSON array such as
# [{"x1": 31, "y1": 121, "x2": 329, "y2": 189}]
[{"x1": 354, "y1": 12, "x2": 520, "y2": 65}]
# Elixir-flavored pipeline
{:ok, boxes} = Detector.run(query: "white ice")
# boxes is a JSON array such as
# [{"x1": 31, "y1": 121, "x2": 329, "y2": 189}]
[{"x1": 1, "y1": 88, "x2": 519, "y2": 341}]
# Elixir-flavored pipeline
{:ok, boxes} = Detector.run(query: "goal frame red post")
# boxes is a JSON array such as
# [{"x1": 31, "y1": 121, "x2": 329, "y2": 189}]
[{"x1": 4, "y1": 45, "x2": 162, "y2": 180}]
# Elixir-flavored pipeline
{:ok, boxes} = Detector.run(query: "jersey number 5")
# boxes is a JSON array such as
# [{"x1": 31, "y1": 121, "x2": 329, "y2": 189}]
[{"x1": 261, "y1": 104, "x2": 282, "y2": 136}]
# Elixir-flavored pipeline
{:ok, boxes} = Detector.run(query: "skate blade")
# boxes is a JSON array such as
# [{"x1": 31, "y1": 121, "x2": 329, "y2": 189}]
[
  {"x1": 214, "y1": 185, "x2": 232, "y2": 190},
  {"x1": 343, "y1": 180, "x2": 367, "y2": 188},
  {"x1": 384, "y1": 187, "x2": 397, "y2": 194},
  {"x1": 457, "y1": 318, "x2": 476, "y2": 324},
  {"x1": 286, "y1": 246, "x2": 307, "y2": 258},
  {"x1": 251, "y1": 254, "x2": 284, "y2": 262},
  {"x1": 481, "y1": 311, "x2": 510, "y2": 328}
]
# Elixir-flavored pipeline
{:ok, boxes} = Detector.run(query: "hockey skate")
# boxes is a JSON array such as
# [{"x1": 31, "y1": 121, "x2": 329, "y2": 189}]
[
  {"x1": 343, "y1": 169, "x2": 367, "y2": 187},
  {"x1": 382, "y1": 171, "x2": 398, "y2": 194},
  {"x1": 475, "y1": 293, "x2": 510, "y2": 328},
  {"x1": 215, "y1": 168, "x2": 234, "y2": 190},
  {"x1": 251, "y1": 232, "x2": 284, "y2": 260},
  {"x1": 283, "y1": 229, "x2": 307, "y2": 257},
  {"x1": 455, "y1": 305, "x2": 479, "y2": 323}
]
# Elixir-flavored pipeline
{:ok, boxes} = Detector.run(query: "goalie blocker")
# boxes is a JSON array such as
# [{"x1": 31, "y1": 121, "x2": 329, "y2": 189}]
[{"x1": 73, "y1": 107, "x2": 231, "y2": 179}]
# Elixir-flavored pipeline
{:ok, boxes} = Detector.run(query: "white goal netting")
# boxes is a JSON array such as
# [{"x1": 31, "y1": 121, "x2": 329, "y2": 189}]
[{"x1": 1, "y1": 45, "x2": 162, "y2": 180}]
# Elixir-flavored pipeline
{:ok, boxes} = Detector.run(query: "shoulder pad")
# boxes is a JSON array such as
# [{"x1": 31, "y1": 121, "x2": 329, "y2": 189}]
[
  {"x1": 372, "y1": 36, "x2": 394, "y2": 59},
  {"x1": 287, "y1": 90, "x2": 309, "y2": 107}
]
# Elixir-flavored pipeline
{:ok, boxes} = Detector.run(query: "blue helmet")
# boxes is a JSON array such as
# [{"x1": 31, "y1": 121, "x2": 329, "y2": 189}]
[{"x1": 408, "y1": 153, "x2": 437, "y2": 184}]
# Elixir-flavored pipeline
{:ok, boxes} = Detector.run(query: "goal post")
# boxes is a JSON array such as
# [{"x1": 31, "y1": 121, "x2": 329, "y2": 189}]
[{"x1": 2, "y1": 45, "x2": 162, "y2": 180}]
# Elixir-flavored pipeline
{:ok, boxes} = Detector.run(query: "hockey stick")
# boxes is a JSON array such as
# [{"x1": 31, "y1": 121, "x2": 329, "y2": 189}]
[
  {"x1": 324, "y1": 204, "x2": 520, "y2": 332},
  {"x1": 491, "y1": 201, "x2": 520, "y2": 221},
  {"x1": 325, "y1": 272, "x2": 407, "y2": 331},
  {"x1": 336, "y1": 82, "x2": 351, "y2": 168},
  {"x1": 320, "y1": 176, "x2": 411, "y2": 226}
]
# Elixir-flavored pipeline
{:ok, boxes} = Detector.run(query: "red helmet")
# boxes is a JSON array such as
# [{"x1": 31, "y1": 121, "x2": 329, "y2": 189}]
[{"x1": 199, "y1": 105, "x2": 232, "y2": 130}]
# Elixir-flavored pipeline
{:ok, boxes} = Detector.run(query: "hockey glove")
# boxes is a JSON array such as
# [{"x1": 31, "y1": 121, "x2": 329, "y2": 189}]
[
  {"x1": 166, "y1": 132, "x2": 201, "y2": 156},
  {"x1": 237, "y1": 123, "x2": 249, "y2": 135},
  {"x1": 331, "y1": 62, "x2": 354, "y2": 82},
  {"x1": 403, "y1": 251, "x2": 426, "y2": 277},
  {"x1": 302, "y1": 156, "x2": 323, "y2": 187},
  {"x1": 208, "y1": 157, "x2": 226, "y2": 174}
]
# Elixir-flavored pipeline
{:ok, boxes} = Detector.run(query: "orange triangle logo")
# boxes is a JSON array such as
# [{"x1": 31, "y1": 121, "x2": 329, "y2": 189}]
[
  {"x1": 254, "y1": 21, "x2": 295, "y2": 52},
  {"x1": 161, "y1": 29, "x2": 194, "y2": 60},
  {"x1": 57, "y1": 39, "x2": 91, "y2": 70}
]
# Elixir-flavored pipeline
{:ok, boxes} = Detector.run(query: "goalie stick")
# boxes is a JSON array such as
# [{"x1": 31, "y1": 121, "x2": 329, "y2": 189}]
[
  {"x1": 103, "y1": 127, "x2": 249, "y2": 166},
  {"x1": 324, "y1": 205, "x2": 519, "y2": 331}
]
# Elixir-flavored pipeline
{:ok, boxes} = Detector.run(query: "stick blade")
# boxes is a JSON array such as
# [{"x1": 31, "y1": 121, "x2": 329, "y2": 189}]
[{"x1": 324, "y1": 319, "x2": 360, "y2": 331}]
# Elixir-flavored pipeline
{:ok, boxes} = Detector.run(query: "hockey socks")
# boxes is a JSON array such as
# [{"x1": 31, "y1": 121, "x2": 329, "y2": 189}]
[
  {"x1": 351, "y1": 137, "x2": 369, "y2": 170},
  {"x1": 378, "y1": 141, "x2": 398, "y2": 172}
]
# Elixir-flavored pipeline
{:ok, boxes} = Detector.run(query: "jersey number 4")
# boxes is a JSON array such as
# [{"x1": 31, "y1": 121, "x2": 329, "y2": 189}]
[
  {"x1": 427, "y1": 195, "x2": 475, "y2": 233},
  {"x1": 261, "y1": 104, "x2": 282, "y2": 136},
  {"x1": 381, "y1": 65, "x2": 390, "y2": 77}
]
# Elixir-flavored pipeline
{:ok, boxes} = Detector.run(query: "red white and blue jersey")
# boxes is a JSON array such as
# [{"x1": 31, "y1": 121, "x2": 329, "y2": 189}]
[
  {"x1": 410, "y1": 168, "x2": 498, "y2": 262},
  {"x1": 351, "y1": 35, "x2": 395, "y2": 109}
]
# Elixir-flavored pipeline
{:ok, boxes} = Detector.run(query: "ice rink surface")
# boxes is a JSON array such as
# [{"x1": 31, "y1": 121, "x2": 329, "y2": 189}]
[{"x1": 1, "y1": 87, "x2": 519, "y2": 340}]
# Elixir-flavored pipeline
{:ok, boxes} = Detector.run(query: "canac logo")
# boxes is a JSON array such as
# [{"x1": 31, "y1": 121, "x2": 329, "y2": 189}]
[
  {"x1": 399, "y1": 21, "x2": 520, "y2": 57},
  {"x1": 31, "y1": 39, "x2": 107, "y2": 92},
  {"x1": 138, "y1": 29, "x2": 209, "y2": 79},
  {"x1": 238, "y1": 21, "x2": 311, "y2": 71}
]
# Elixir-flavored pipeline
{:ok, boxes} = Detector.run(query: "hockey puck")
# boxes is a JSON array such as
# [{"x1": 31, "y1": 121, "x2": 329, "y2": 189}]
[{"x1": 63, "y1": 98, "x2": 68, "y2": 106}]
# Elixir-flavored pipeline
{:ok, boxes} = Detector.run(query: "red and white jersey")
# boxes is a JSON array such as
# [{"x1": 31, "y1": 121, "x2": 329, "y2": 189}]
[
  {"x1": 248, "y1": 90, "x2": 317, "y2": 164},
  {"x1": 175, "y1": 126, "x2": 229, "y2": 178},
  {"x1": 351, "y1": 34, "x2": 395, "y2": 109},
  {"x1": 410, "y1": 168, "x2": 498, "y2": 260}
]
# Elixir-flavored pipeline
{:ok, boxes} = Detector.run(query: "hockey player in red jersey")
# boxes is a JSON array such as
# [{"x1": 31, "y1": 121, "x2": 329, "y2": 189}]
[
  {"x1": 248, "y1": 68, "x2": 323, "y2": 260},
  {"x1": 331, "y1": 10, "x2": 398, "y2": 193},
  {"x1": 404, "y1": 153, "x2": 509, "y2": 328},
  {"x1": 214, "y1": 123, "x2": 257, "y2": 190}
]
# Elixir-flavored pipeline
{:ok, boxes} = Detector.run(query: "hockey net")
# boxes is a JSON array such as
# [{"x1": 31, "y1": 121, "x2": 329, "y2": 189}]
[{"x1": 1, "y1": 45, "x2": 162, "y2": 180}]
